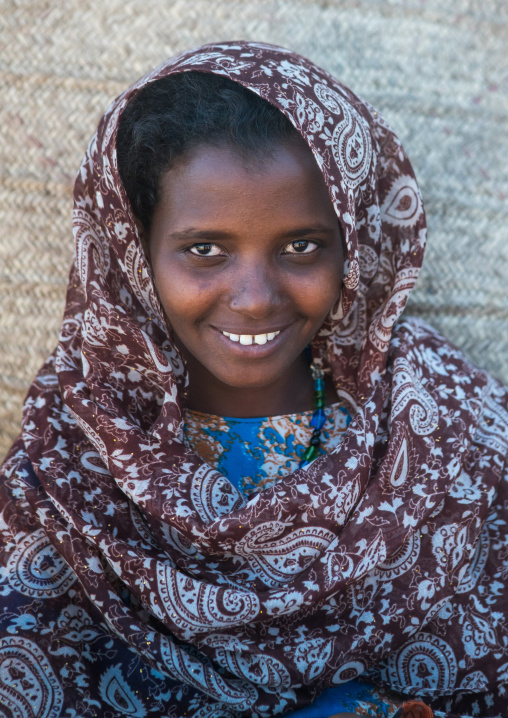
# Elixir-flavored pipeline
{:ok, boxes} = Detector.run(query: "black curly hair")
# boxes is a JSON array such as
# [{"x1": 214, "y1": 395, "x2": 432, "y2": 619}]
[{"x1": 116, "y1": 71, "x2": 301, "y2": 230}]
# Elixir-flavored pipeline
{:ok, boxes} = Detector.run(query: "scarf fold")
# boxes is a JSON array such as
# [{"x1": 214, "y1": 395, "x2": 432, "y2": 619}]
[{"x1": 2, "y1": 41, "x2": 508, "y2": 717}]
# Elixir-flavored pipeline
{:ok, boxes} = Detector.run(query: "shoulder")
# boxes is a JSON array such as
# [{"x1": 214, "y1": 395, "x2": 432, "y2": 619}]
[
  {"x1": 391, "y1": 316, "x2": 508, "y2": 456},
  {"x1": 391, "y1": 316, "x2": 504, "y2": 391}
]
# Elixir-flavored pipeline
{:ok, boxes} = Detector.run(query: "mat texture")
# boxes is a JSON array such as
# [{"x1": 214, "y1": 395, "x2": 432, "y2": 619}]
[{"x1": 1, "y1": 0, "x2": 507, "y2": 460}]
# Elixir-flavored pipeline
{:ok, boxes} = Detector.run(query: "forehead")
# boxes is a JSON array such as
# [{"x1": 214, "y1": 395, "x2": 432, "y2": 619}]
[{"x1": 154, "y1": 141, "x2": 338, "y2": 229}]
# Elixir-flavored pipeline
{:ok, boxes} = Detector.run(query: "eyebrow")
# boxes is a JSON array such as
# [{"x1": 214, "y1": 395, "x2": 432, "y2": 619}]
[
  {"x1": 167, "y1": 224, "x2": 336, "y2": 242},
  {"x1": 168, "y1": 229, "x2": 233, "y2": 242},
  {"x1": 282, "y1": 225, "x2": 336, "y2": 238}
]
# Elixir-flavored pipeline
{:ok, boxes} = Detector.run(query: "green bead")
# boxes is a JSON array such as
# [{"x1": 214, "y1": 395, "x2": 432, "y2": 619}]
[
  {"x1": 314, "y1": 397, "x2": 326, "y2": 409},
  {"x1": 301, "y1": 445, "x2": 319, "y2": 463},
  {"x1": 315, "y1": 389, "x2": 325, "y2": 399}
]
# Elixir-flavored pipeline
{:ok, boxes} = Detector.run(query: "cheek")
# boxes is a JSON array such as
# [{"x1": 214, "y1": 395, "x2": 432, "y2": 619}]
[
  {"x1": 152, "y1": 262, "x2": 216, "y2": 329},
  {"x1": 293, "y1": 264, "x2": 343, "y2": 320}
]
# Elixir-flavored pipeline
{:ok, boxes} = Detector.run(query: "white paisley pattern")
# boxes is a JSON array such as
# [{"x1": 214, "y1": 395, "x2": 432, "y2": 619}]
[
  {"x1": 381, "y1": 175, "x2": 424, "y2": 227},
  {"x1": 0, "y1": 637, "x2": 63, "y2": 718},
  {"x1": 155, "y1": 563, "x2": 260, "y2": 637},
  {"x1": 6, "y1": 529, "x2": 75, "y2": 598},
  {"x1": 331, "y1": 103, "x2": 373, "y2": 190},
  {"x1": 380, "y1": 633, "x2": 458, "y2": 693}
]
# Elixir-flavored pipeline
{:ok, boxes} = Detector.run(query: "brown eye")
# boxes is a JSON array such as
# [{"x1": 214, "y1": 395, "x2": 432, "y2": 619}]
[
  {"x1": 188, "y1": 243, "x2": 224, "y2": 257},
  {"x1": 283, "y1": 239, "x2": 319, "y2": 254}
]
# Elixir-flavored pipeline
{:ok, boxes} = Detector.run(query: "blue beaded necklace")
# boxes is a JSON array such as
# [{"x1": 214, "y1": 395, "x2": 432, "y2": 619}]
[{"x1": 298, "y1": 362, "x2": 327, "y2": 468}]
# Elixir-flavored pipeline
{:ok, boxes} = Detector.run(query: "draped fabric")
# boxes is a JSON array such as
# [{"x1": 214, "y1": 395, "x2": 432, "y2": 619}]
[{"x1": 1, "y1": 41, "x2": 508, "y2": 718}]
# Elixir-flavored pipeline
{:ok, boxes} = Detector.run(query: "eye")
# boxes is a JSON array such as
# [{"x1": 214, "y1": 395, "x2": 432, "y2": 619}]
[
  {"x1": 188, "y1": 243, "x2": 225, "y2": 257},
  {"x1": 283, "y1": 239, "x2": 319, "y2": 255}
]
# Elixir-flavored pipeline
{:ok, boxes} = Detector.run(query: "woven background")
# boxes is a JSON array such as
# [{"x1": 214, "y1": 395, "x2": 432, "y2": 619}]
[{"x1": 1, "y1": 0, "x2": 507, "y2": 461}]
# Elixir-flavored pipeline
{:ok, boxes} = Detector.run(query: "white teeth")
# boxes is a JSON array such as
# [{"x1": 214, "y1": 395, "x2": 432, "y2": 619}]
[{"x1": 221, "y1": 330, "x2": 280, "y2": 345}]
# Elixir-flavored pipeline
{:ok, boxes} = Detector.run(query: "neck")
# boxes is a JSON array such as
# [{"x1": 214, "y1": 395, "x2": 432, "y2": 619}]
[{"x1": 184, "y1": 352, "x2": 314, "y2": 418}]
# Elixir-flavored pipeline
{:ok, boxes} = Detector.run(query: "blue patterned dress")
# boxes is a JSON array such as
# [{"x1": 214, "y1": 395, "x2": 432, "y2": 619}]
[{"x1": 184, "y1": 403, "x2": 404, "y2": 717}]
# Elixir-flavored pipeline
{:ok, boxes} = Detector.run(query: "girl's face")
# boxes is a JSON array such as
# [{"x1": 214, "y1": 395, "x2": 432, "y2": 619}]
[{"x1": 147, "y1": 140, "x2": 344, "y2": 411}]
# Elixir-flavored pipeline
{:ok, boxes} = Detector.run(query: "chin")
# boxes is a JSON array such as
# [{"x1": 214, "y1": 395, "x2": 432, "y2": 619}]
[{"x1": 217, "y1": 373, "x2": 277, "y2": 390}]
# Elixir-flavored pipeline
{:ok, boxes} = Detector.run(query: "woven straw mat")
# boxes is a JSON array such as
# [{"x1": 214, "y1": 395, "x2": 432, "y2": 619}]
[{"x1": 1, "y1": 0, "x2": 507, "y2": 460}]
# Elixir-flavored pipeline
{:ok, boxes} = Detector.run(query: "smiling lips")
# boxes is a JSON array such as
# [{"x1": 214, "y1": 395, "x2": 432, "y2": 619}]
[{"x1": 221, "y1": 330, "x2": 281, "y2": 345}]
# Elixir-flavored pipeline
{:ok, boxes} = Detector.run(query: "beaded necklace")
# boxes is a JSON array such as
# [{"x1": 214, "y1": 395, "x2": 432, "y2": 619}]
[{"x1": 298, "y1": 362, "x2": 327, "y2": 468}]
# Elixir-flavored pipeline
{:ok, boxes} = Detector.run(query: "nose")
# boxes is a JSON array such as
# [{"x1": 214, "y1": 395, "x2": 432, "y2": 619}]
[{"x1": 228, "y1": 260, "x2": 281, "y2": 319}]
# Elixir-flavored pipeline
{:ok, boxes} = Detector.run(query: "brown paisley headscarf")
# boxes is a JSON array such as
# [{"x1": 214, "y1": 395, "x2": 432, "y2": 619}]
[{"x1": 2, "y1": 41, "x2": 508, "y2": 718}]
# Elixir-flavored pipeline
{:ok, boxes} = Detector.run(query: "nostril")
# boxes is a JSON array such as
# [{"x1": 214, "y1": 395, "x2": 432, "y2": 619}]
[{"x1": 229, "y1": 275, "x2": 279, "y2": 318}]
